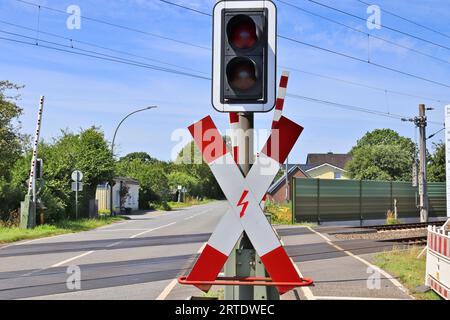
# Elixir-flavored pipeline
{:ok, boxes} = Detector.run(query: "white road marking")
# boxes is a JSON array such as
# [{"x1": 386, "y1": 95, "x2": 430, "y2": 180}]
[
  {"x1": 279, "y1": 232, "x2": 315, "y2": 300},
  {"x1": 95, "y1": 229, "x2": 149, "y2": 232},
  {"x1": 129, "y1": 222, "x2": 177, "y2": 239},
  {"x1": 156, "y1": 279, "x2": 178, "y2": 300},
  {"x1": 156, "y1": 242, "x2": 208, "y2": 300},
  {"x1": 51, "y1": 251, "x2": 95, "y2": 268},
  {"x1": 106, "y1": 241, "x2": 123, "y2": 248},
  {"x1": 307, "y1": 227, "x2": 413, "y2": 299}
]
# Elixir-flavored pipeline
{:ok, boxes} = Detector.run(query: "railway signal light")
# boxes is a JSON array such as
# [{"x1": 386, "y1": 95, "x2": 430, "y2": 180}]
[{"x1": 212, "y1": 0, "x2": 277, "y2": 113}]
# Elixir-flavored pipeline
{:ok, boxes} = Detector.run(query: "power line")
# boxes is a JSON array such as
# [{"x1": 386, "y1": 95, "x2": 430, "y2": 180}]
[
  {"x1": 157, "y1": 0, "x2": 211, "y2": 16},
  {"x1": 3, "y1": 16, "x2": 447, "y2": 105},
  {"x1": 14, "y1": 0, "x2": 450, "y2": 89},
  {"x1": 3, "y1": 32, "x2": 443, "y2": 126},
  {"x1": 279, "y1": 65, "x2": 450, "y2": 104},
  {"x1": 286, "y1": 93, "x2": 444, "y2": 126},
  {"x1": 304, "y1": 0, "x2": 450, "y2": 52},
  {"x1": 1, "y1": 0, "x2": 450, "y2": 121},
  {"x1": 276, "y1": 0, "x2": 450, "y2": 66},
  {"x1": 0, "y1": 19, "x2": 209, "y2": 75},
  {"x1": 356, "y1": 0, "x2": 450, "y2": 41},
  {"x1": 279, "y1": 34, "x2": 450, "y2": 89},
  {"x1": 0, "y1": 31, "x2": 212, "y2": 81},
  {"x1": 13, "y1": 0, "x2": 211, "y2": 51},
  {"x1": 427, "y1": 127, "x2": 445, "y2": 140},
  {"x1": 144, "y1": 0, "x2": 450, "y2": 92}
]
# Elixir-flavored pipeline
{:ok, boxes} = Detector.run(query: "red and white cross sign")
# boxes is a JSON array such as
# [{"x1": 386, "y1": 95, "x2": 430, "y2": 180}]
[{"x1": 180, "y1": 115, "x2": 311, "y2": 294}]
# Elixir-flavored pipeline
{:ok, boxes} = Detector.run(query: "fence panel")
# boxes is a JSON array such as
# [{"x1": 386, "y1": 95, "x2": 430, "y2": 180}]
[
  {"x1": 293, "y1": 178, "x2": 446, "y2": 223},
  {"x1": 429, "y1": 182, "x2": 447, "y2": 217},
  {"x1": 293, "y1": 179, "x2": 318, "y2": 222},
  {"x1": 361, "y1": 180, "x2": 391, "y2": 220},
  {"x1": 318, "y1": 179, "x2": 360, "y2": 222},
  {"x1": 392, "y1": 182, "x2": 417, "y2": 219}
]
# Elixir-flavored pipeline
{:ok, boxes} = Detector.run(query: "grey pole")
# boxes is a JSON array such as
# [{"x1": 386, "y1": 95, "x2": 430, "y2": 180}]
[
  {"x1": 285, "y1": 156, "x2": 289, "y2": 202},
  {"x1": 110, "y1": 106, "x2": 157, "y2": 215},
  {"x1": 417, "y1": 104, "x2": 429, "y2": 222}
]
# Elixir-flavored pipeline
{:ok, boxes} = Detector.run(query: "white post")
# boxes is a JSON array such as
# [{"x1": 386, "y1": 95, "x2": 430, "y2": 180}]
[
  {"x1": 27, "y1": 96, "x2": 45, "y2": 201},
  {"x1": 445, "y1": 105, "x2": 450, "y2": 218}
]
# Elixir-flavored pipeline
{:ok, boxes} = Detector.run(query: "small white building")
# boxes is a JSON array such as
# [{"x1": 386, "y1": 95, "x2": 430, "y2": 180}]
[{"x1": 96, "y1": 177, "x2": 140, "y2": 213}]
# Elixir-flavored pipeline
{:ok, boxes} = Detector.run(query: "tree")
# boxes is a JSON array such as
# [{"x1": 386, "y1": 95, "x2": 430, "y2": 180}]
[
  {"x1": 116, "y1": 157, "x2": 171, "y2": 208},
  {"x1": 428, "y1": 141, "x2": 445, "y2": 182},
  {"x1": 8, "y1": 128, "x2": 115, "y2": 221},
  {"x1": 120, "y1": 152, "x2": 158, "y2": 164},
  {"x1": 346, "y1": 129, "x2": 415, "y2": 181},
  {"x1": 0, "y1": 81, "x2": 25, "y2": 180}
]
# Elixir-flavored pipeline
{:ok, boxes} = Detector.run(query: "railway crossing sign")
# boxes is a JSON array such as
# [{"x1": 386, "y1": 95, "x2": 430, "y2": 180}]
[{"x1": 179, "y1": 115, "x2": 312, "y2": 294}]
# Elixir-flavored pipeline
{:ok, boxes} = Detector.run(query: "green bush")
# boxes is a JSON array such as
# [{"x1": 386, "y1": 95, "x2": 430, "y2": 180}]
[{"x1": 148, "y1": 201, "x2": 172, "y2": 212}]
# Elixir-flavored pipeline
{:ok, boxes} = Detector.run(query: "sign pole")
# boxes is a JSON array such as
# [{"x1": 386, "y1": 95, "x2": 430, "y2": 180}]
[{"x1": 445, "y1": 105, "x2": 450, "y2": 218}]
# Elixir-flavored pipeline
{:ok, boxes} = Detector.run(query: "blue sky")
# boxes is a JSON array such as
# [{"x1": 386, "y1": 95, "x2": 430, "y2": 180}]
[{"x1": 1, "y1": 0, "x2": 449, "y2": 163}]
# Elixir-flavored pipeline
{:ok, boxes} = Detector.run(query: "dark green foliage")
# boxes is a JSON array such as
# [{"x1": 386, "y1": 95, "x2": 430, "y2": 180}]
[
  {"x1": 346, "y1": 129, "x2": 416, "y2": 182},
  {"x1": 428, "y1": 141, "x2": 445, "y2": 182}
]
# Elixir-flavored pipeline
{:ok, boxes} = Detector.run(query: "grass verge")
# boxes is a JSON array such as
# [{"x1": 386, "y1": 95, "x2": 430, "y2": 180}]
[
  {"x1": 373, "y1": 246, "x2": 442, "y2": 300},
  {"x1": 265, "y1": 201, "x2": 317, "y2": 227},
  {"x1": 0, "y1": 216, "x2": 125, "y2": 244},
  {"x1": 167, "y1": 198, "x2": 213, "y2": 210}
]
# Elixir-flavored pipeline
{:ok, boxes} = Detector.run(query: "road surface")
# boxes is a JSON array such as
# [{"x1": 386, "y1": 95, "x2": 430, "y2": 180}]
[{"x1": 0, "y1": 201, "x2": 227, "y2": 300}]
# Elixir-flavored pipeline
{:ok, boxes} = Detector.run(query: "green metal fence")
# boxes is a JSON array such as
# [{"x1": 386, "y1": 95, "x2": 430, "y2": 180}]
[{"x1": 292, "y1": 178, "x2": 447, "y2": 223}]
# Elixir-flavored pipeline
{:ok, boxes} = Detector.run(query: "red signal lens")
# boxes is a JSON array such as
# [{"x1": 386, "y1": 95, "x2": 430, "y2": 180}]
[
  {"x1": 227, "y1": 15, "x2": 258, "y2": 49},
  {"x1": 226, "y1": 57, "x2": 257, "y2": 91}
]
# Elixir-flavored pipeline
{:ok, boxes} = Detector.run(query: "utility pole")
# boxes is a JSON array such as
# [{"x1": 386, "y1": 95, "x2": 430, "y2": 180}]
[
  {"x1": 285, "y1": 157, "x2": 289, "y2": 202},
  {"x1": 416, "y1": 104, "x2": 429, "y2": 223}
]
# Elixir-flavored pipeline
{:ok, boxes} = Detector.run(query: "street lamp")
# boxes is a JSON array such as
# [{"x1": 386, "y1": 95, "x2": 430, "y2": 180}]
[{"x1": 110, "y1": 106, "x2": 157, "y2": 215}]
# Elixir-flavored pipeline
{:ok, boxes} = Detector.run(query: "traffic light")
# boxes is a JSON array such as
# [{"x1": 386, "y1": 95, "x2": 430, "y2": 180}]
[{"x1": 212, "y1": 0, "x2": 277, "y2": 113}]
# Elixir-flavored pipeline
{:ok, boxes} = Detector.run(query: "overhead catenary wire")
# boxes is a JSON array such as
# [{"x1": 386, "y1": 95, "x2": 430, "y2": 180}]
[
  {"x1": 4, "y1": 1, "x2": 448, "y2": 125},
  {"x1": 279, "y1": 65, "x2": 449, "y2": 104},
  {"x1": 151, "y1": 0, "x2": 450, "y2": 96},
  {"x1": 427, "y1": 127, "x2": 445, "y2": 140},
  {"x1": 276, "y1": 0, "x2": 450, "y2": 66},
  {"x1": 0, "y1": 19, "x2": 209, "y2": 75},
  {"x1": 303, "y1": 0, "x2": 450, "y2": 52},
  {"x1": 279, "y1": 34, "x2": 450, "y2": 89},
  {"x1": 13, "y1": 0, "x2": 450, "y2": 90},
  {"x1": 286, "y1": 93, "x2": 445, "y2": 126},
  {"x1": 0, "y1": 32, "x2": 212, "y2": 81},
  {"x1": 13, "y1": 0, "x2": 211, "y2": 51},
  {"x1": 355, "y1": 0, "x2": 450, "y2": 41},
  {"x1": 2, "y1": 16, "x2": 447, "y2": 105}
]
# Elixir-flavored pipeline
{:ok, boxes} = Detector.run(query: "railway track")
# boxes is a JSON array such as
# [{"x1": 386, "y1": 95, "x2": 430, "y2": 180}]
[
  {"x1": 381, "y1": 236, "x2": 428, "y2": 245},
  {"x1": 361, "y1": 221, "x2": 444, "y2": 232}
]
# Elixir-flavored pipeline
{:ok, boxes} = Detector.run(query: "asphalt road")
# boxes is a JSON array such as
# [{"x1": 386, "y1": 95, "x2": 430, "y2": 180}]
[{"x1": 0, "y1": 201, "x2": 228, "y2": 300}]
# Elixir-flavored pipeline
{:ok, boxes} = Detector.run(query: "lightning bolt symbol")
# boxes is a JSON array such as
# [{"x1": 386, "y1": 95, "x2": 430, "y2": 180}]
[{"x1": 237, "y1": 190, "x2": 249, "y2": 218}]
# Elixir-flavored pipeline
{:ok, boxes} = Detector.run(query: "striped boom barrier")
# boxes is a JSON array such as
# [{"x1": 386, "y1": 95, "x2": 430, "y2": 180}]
[
  {"x1": 272, "y1": 71, "x2": 289, "y2": 129},
  {"x1": 229, "y1": 112, "x2": 240, "y2": 163},
  {"x1": 426, "y1": 224, "x2": 450, "y2": 300},
  {"x1": 183, "y1": 115, "x2": 309, "y2": 294}
]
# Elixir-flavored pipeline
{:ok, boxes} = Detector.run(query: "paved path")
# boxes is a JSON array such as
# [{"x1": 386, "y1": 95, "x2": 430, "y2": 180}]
[
  {"x1": 0, "y1": 201, "x2": 227, "y2": 300},
  {"x1": 279, "y1": 226, "x2": 413, "y2": 300}
]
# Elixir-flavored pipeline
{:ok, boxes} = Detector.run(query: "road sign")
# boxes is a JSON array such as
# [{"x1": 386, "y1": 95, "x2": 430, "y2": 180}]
[
  {"x1": 180, "y1": 115, "x2": 312, "y2": 294},
  {"x1": 71, "y1": 170, "x2": 83, "y2": 182},
  {"x1": 212, "y1": 0, "x2": 277, "y2": 113},
  {"x1": 72, "y1": 182, "x2": 83, "y2": 192}
]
